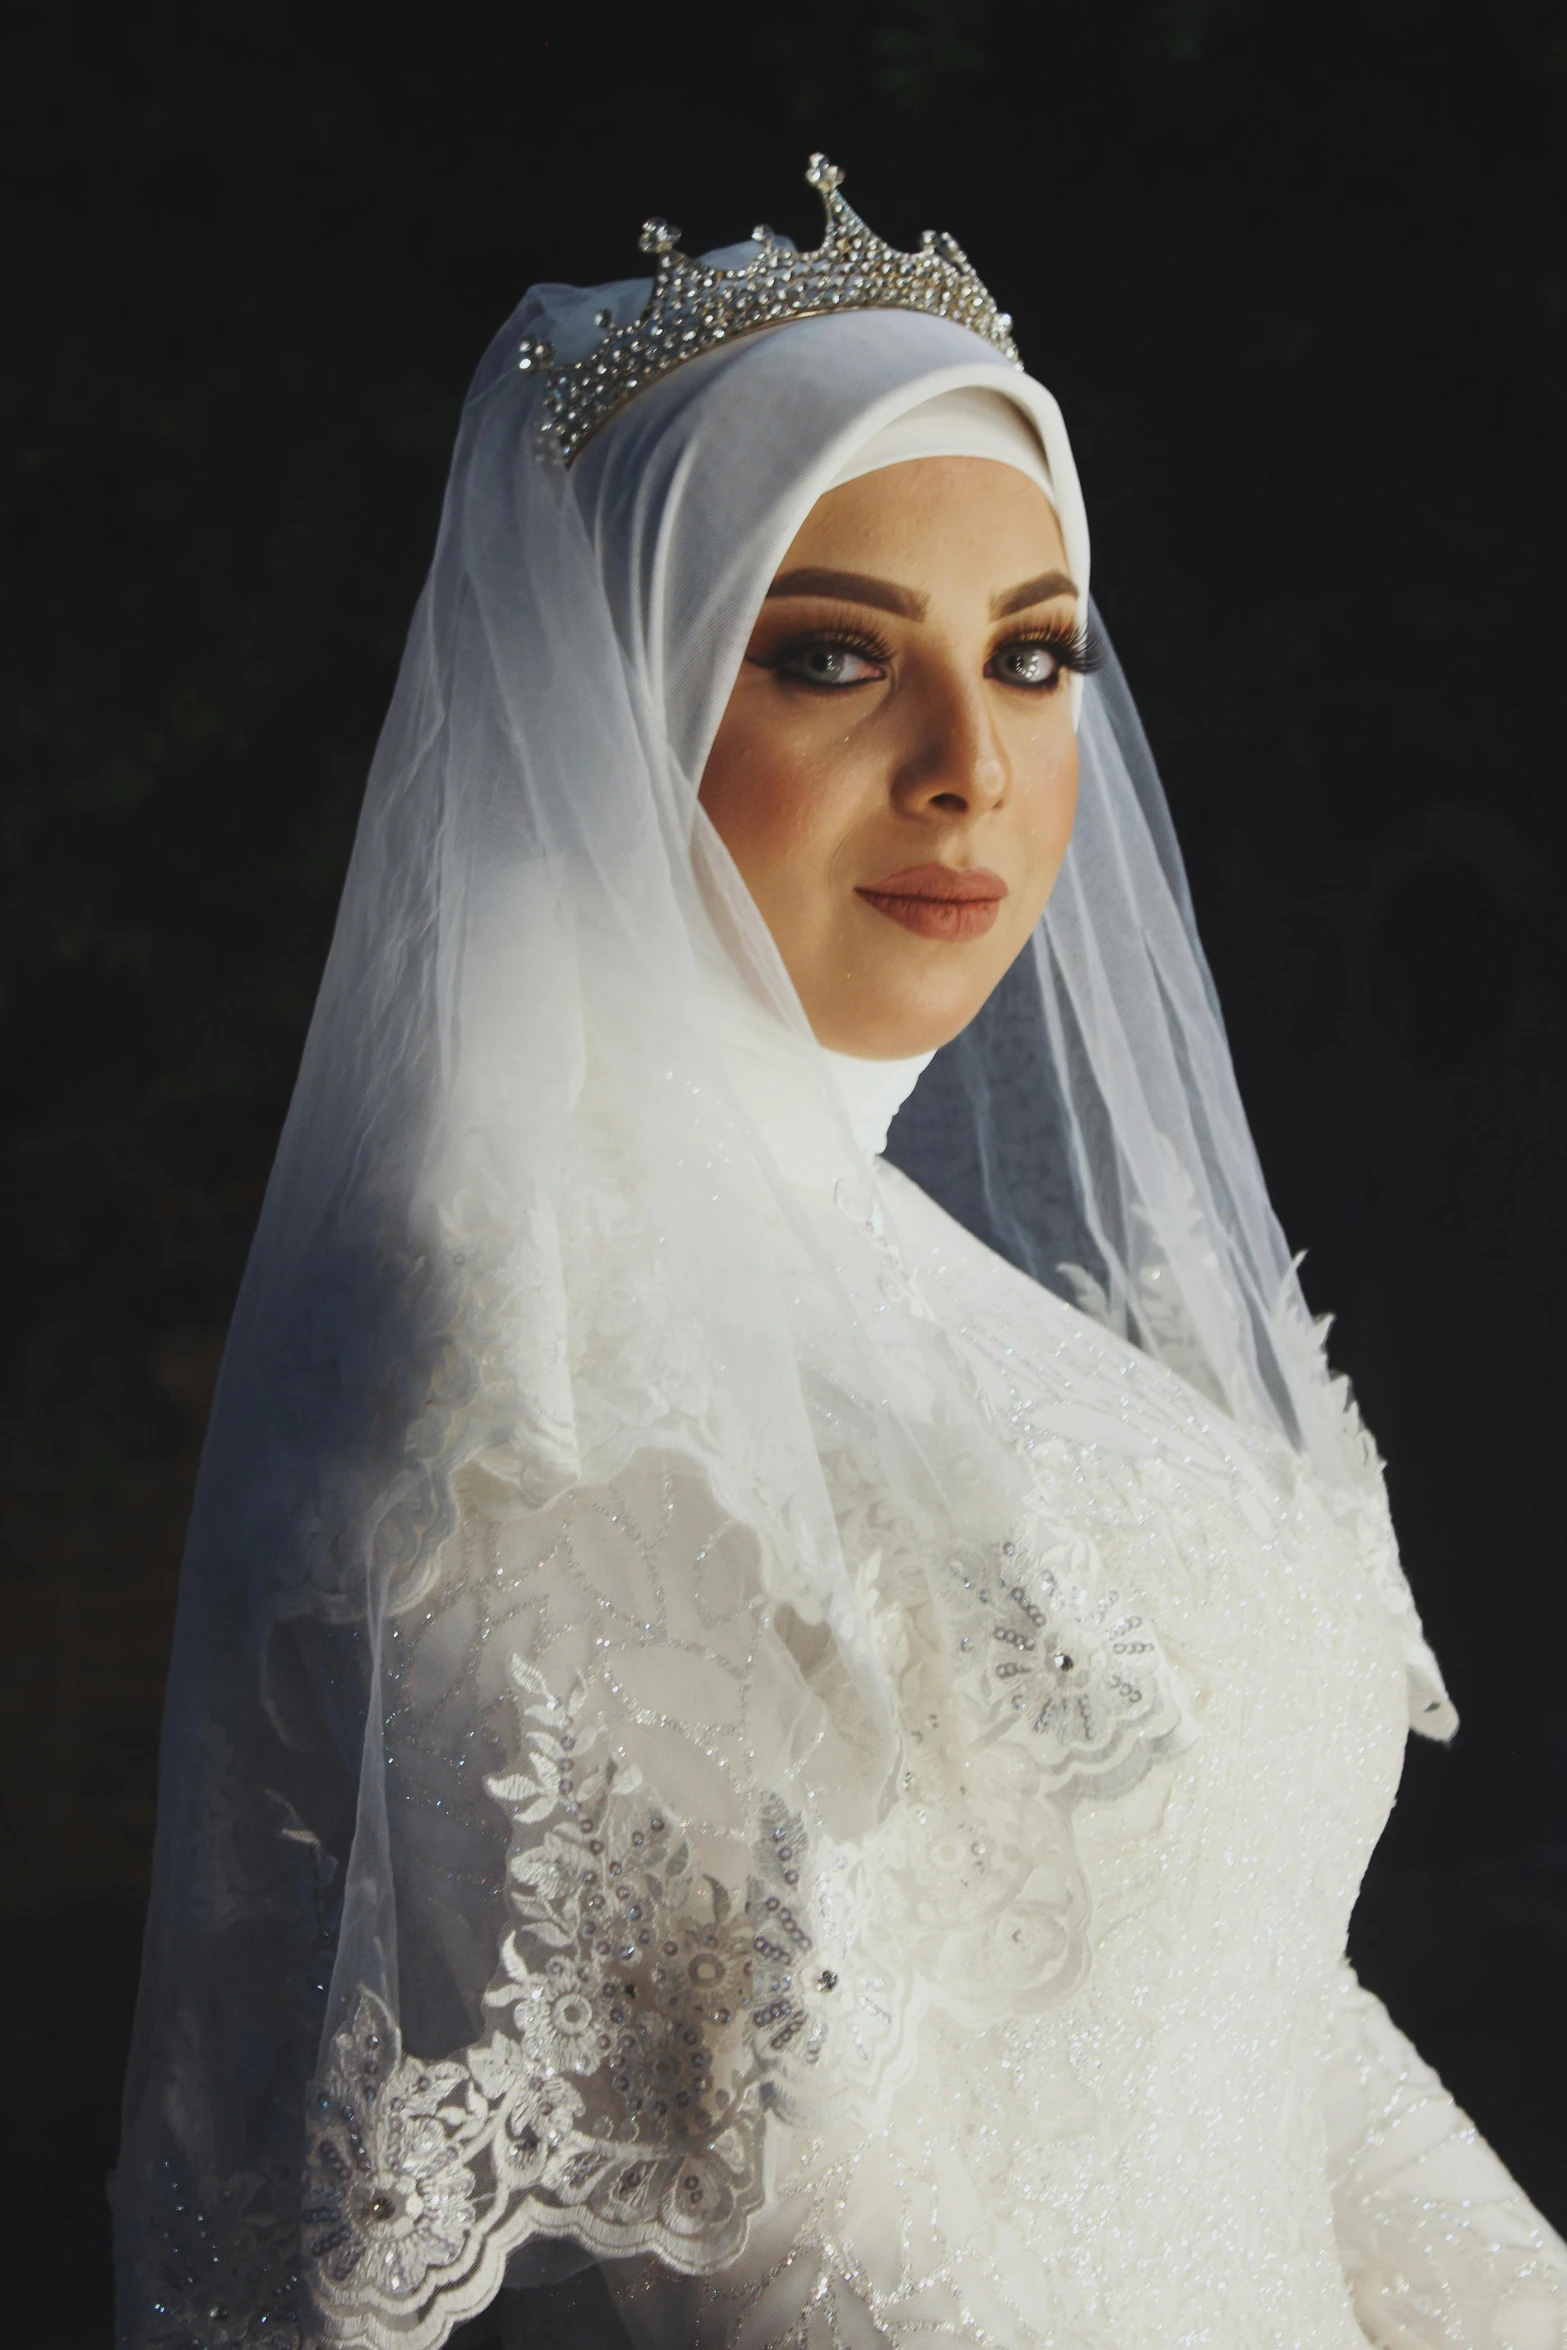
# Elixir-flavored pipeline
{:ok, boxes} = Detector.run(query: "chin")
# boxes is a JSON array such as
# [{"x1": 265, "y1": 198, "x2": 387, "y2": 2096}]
[{"x1": 811, "y1": 983, "x2": 988, "y2": 1061}]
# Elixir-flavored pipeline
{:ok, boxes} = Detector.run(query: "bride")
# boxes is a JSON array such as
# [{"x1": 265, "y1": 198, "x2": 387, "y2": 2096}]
[{"x1": 115, "y1": 160, "x2": 1566, "y2": 2350}]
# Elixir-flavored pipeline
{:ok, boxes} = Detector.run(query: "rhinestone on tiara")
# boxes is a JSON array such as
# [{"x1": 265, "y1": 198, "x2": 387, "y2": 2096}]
[{"x1": 517, "y1": 155, "x2": 1021, "y2": 463}]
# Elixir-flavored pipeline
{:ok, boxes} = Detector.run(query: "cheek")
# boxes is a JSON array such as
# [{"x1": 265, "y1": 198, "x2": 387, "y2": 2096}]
[
  {"x1": 700, "y1": 693, "x2": 858, "y2": 881},
  {"x1": 1013, "y1": 727, "x2": 1080, "y2": 895}
]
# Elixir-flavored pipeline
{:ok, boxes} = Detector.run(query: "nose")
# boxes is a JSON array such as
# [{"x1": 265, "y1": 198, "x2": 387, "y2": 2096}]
[{"x1": 890, "y1": 665, "x2": 1009, "y2": 820}]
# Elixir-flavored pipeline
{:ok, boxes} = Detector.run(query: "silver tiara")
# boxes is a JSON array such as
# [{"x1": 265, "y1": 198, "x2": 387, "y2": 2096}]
[{"x1": 518, "y1": 155, "x2": 1021, "y2": 464}]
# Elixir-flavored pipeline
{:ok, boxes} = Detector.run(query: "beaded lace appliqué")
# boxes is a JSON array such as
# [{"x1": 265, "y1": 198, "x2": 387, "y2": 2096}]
[
  {"x1": 304, "y1": 1669, "x2": 770, "y2": 2343},
  {"x1": 298, "y1": 1442, "x2": 1194, "y2": 2345},
  {"x1": 302, "y1": 1641, "x2": 920, "y2": 2344}
]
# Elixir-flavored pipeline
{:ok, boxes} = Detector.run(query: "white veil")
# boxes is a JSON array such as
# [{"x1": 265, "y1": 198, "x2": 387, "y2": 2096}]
[{"x1": 114, "y1": 271, "x2": 1451, "y2": 2350}]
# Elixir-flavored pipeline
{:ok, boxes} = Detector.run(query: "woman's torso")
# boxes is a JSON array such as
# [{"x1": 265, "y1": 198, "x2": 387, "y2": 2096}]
[{"x1": 596, "y1": 1168, "x2": 1411, "y2": 2349}]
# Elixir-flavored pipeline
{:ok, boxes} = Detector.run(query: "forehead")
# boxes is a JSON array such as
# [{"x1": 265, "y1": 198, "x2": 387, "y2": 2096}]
[{"x1": 780, "y1": 456, "x2": 1068, "y2": 580}]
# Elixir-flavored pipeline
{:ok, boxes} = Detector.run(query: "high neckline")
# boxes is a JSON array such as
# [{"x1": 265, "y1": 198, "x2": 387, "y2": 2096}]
[
  {"x1": 821, "y1": 1045, "x2": 935, "y2": 1158},
  {"x1": 706, "y1": 963, "x2": 933, "y2": 1193}
]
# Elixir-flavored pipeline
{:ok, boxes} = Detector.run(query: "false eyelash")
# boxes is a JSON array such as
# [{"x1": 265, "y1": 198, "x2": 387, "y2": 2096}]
[
  {"x1": 996, "y1": 617, "x2": 1107, "y2": 676},
  {"x1": 752, "y1": 620, "x2": 894, "y2": 672}
]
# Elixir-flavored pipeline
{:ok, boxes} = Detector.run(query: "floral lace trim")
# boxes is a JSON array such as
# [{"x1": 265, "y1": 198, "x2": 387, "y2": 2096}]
[
  {"x1": 298, "y1": 1491, "x2": 1194, "y2": 2350},
  {"x1": 300, "y1": 1660, "x2": 841, "y2": 2344}
]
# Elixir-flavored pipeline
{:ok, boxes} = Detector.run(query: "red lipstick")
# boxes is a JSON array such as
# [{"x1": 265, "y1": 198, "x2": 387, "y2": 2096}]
[{"x1": 855, "y1": 863, "x2": 1009, "y2": 942}]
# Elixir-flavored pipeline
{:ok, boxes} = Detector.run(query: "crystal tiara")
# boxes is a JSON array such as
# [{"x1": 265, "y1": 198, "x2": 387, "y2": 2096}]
[{"x1": 517, "y1": 155, "x2": 1021, "y2": 464}]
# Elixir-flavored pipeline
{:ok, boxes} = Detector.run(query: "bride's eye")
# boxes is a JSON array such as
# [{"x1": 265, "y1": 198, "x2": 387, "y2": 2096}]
[
  {"x1": 757, "y1": 633, "x2": 889, "y2": 690},
  {"x1": 989, "y1": 621, "x2": 1104, "y2": 691},
  {"x1": 989, "y1": 638, "x2": 1065, "y2": 691}
]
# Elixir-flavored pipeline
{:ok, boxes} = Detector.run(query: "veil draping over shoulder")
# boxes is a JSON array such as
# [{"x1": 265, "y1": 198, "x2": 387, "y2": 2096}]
[{"x1": 114, "y1": 275, "x2": 1452, "y2": 2350}]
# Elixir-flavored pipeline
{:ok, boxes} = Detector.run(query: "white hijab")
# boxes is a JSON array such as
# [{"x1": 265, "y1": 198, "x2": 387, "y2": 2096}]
[{"x1": 115, "y1": 278, "x2": 1449, "y2": 2350}]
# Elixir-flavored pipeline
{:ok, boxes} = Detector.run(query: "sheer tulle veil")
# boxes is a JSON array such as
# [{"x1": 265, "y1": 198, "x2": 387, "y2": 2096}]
[{"x1": 114, "y1": 252, "x2": 1452, "y2": 2348}]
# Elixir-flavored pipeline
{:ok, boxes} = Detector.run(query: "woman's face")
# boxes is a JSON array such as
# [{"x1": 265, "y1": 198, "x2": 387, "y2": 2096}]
[{"x1": 699, "y1": 454, "x2": 1083, "y2": 1058}]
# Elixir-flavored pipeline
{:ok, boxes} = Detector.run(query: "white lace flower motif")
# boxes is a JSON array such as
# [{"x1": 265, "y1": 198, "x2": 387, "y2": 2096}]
[
  {"x1": 304, "y1": 1993, "x2": 478, "y2": 2308},
  {"x1": 487, "y1": 1932, "x2": 609, "y2": 2075},
  {"x1": 468, "y1": 2026, "x2": 585, "y2": 2189},
  {"x1": 646, "y1": 2134, "x2": 756, "y2": 2250}
]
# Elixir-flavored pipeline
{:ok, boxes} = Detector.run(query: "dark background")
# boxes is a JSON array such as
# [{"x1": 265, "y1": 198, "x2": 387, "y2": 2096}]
[{"x1": 6, "y1": 1, "x2": 1566, "y2": 2340}]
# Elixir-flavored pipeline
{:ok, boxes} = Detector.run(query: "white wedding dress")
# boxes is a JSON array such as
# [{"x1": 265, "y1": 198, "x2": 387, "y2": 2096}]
[{"x1": 308, "y1": 1029, "x2": 1567, "y2": 2350}]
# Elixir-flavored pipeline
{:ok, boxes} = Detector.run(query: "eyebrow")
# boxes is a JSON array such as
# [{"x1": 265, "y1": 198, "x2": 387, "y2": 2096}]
[
  {"x1": 763, "y1": 564, "x2": 1079, "y2": 623},
  {"x1": 766, "y1": 567, "x2": 927, "y2": 620},
  {"x1": 990, "y1": 569, "x2": 1077, "y2": 618}
]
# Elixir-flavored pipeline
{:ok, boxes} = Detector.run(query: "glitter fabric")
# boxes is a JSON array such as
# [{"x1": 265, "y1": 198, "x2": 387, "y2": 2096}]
[{"x1": 297, "y1": 1141, "x2": 1565, "y2": 2349}]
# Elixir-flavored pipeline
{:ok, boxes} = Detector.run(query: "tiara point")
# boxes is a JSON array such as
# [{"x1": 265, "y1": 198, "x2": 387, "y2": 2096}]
[{"x1": 526, "y1": 156, "x2": 1019, "y2": 460}]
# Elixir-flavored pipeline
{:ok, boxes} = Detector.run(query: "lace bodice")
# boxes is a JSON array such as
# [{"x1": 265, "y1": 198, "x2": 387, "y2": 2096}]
[{"x1": 291, "y1": 1166, "x2": 1564, "y2": 2350}]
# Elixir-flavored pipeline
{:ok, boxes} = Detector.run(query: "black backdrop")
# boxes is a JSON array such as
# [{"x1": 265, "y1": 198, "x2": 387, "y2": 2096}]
[{"x1": 6, "y1": 3, "x2": 1566, "y2": 2340}]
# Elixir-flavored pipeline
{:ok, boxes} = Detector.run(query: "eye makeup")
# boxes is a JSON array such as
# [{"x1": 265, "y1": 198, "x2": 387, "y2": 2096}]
[
  {"x1": 988, "y1": 615, "x2": 1105, "y2": 684},
  {"x1": 750, "y1": 621, "x2": 895, "y2": 690},
  {"x1": 750, "y1": 612, "x2": 1104, "y2": 694}
]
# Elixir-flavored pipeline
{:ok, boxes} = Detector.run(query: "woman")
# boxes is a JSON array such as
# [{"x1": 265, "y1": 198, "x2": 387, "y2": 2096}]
[{"x1": 115, "y1": 160, "x2": 1566, "y2": 2349}]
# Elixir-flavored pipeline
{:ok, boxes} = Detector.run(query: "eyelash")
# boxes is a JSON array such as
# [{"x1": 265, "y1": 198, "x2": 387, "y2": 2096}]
[
  {"x1": 998, "y1": 619, "x2": 1106, "y2": 680},
  {"x1": 754, "y1": 616, "x2": 1106, "y2": 690},
  {"x1": 754, "y1": 621, "x2": 894, "y2": 674}
]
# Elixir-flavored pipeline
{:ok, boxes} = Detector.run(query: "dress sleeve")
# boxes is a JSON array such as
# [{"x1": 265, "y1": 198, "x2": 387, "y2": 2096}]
[
  {"x1": 1324, "y1": 1961, "x2": 1567, "y2": 2349},
  {"x1": 300, "y1": 1447, "x2": 894, "y2": 2349}
]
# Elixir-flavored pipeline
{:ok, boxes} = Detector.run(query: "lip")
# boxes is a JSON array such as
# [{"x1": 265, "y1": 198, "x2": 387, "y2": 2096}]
[{"x1": 855, "y1": 863, "x2": 1009, "y2": 942}]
